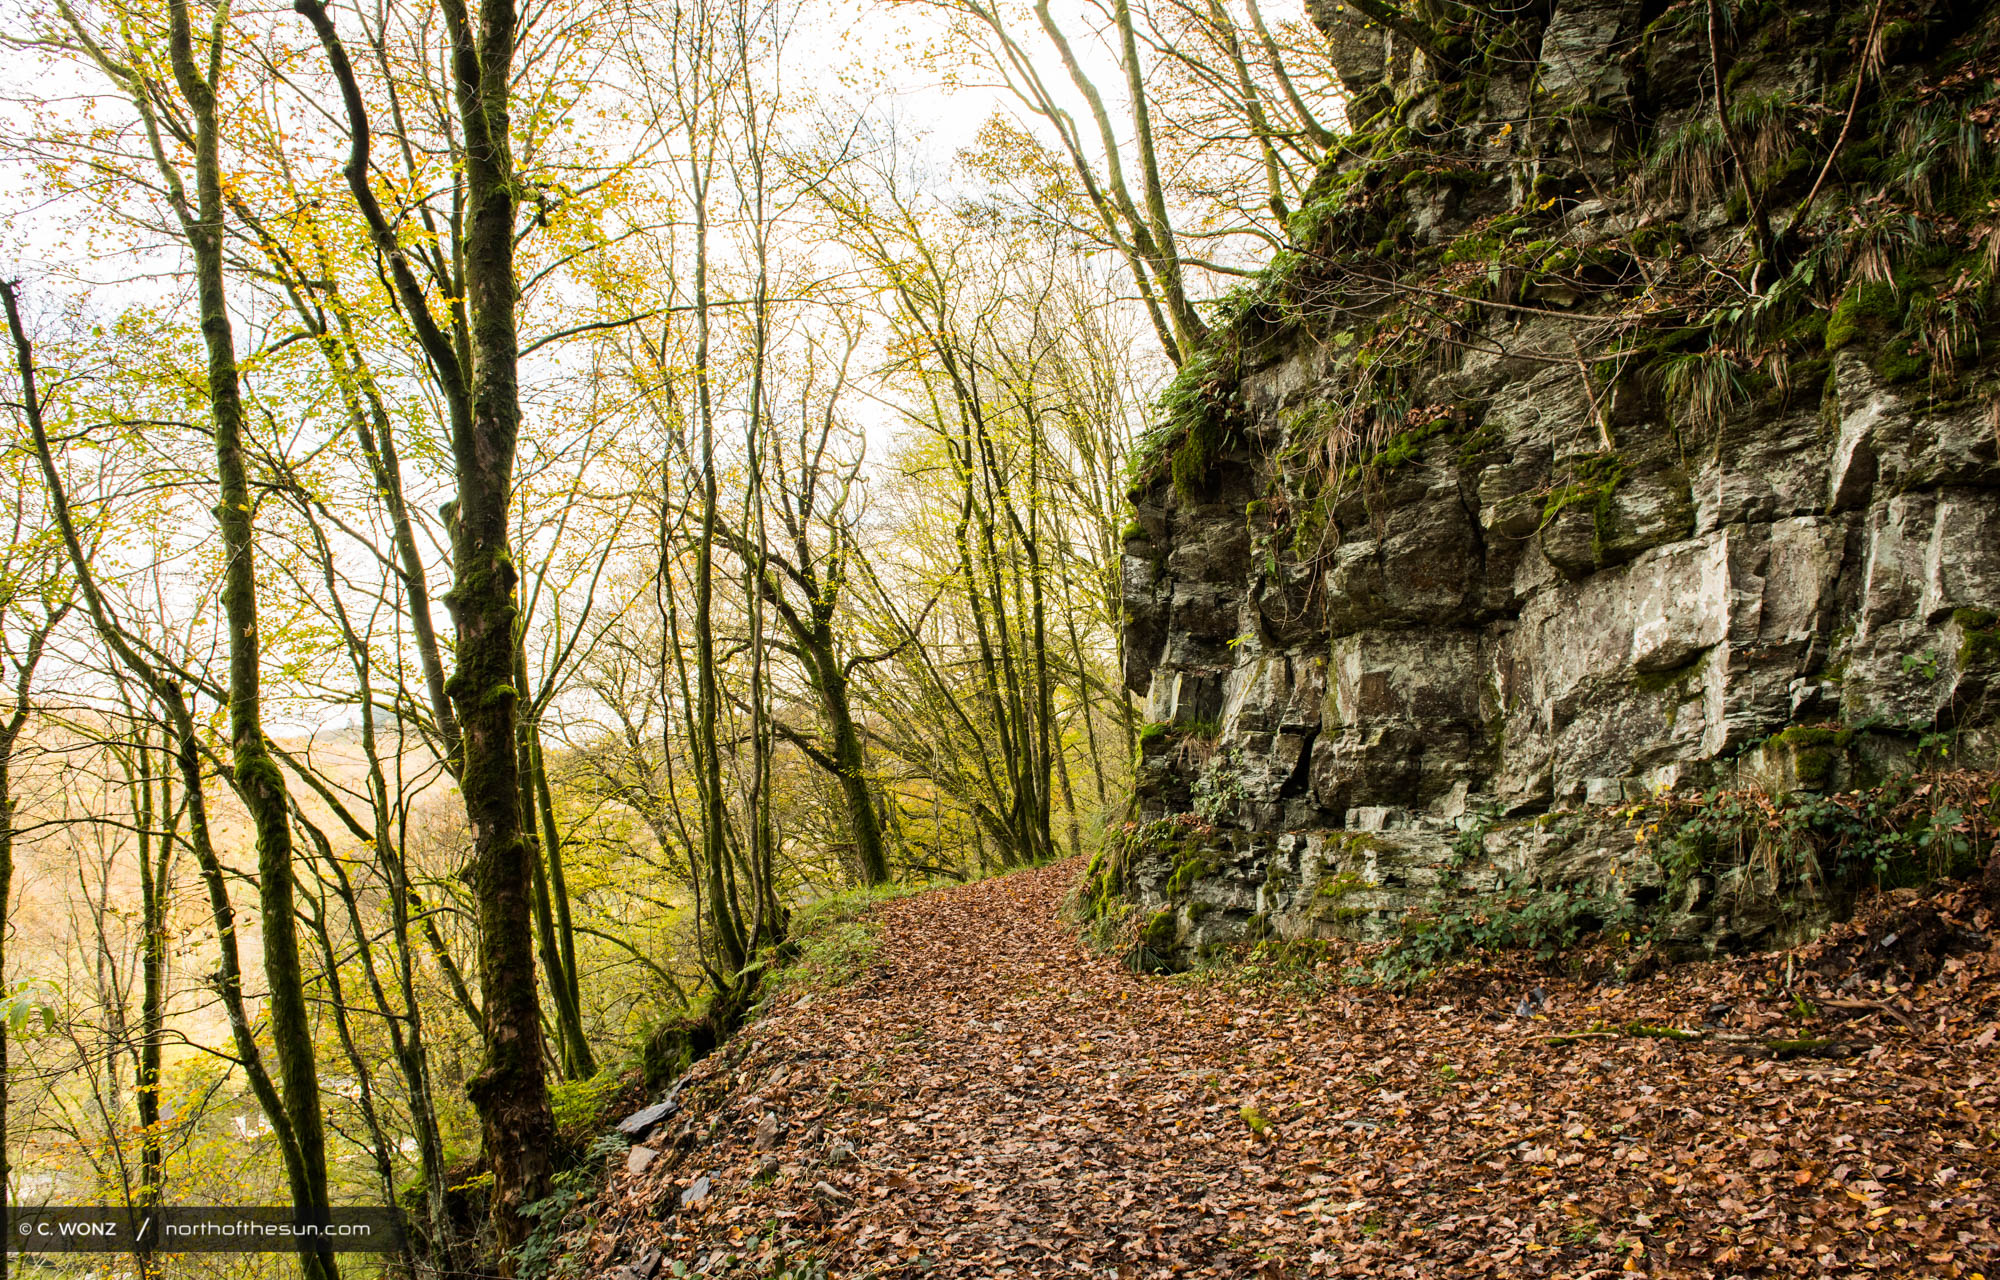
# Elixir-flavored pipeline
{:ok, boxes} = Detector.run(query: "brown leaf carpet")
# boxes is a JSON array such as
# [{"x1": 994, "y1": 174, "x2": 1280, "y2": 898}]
[{"x1": 578, "y1": 860, "x2": 2000, "y2": 1279}]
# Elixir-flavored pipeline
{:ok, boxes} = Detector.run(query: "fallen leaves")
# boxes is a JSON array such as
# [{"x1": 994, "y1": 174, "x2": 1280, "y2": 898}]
[{"x1": 571, "y1": 866, "x2": 2000, "y2": 1278}]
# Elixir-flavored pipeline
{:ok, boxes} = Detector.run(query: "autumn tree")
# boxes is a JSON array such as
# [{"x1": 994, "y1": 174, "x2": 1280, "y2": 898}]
[
  {"x1": 291, "y1": 0, "x2": 559, "y2": 1251},
  {"x1": 7, "y1": 0, "x2": 344, "y2": 1258},
  {"x1": 0, "y1": 283, "x2": 76, "y2": 1280},
  {"x1": 921, "y1": 0, "x2": 1339, "y2": 364}
]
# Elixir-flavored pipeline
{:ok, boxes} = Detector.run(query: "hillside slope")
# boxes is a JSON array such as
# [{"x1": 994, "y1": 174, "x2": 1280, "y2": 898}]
[{"x1": 566, "y1": 863, "x2": 1999, "y2": 1278}]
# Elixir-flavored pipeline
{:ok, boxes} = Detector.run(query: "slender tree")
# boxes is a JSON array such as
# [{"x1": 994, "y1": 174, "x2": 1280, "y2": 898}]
[
  {"x1": 4, "y1": 280, "x2": 333, "y2": 1280},
  {"x1": 295, "y1": 0, "x2": 557, "y2": 1252},
  {"x1": 0, "y1": 306, "x2": 70, "y2": 1279}
]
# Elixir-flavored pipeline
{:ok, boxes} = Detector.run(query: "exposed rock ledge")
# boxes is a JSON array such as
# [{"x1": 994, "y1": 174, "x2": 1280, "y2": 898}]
[{"x1": 1115, "y1": 0, "x2": 2000, "y2": 961}]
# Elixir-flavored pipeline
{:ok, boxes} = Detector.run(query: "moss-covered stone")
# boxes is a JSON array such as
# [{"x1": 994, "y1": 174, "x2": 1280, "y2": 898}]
[
  {"x1": 1316, "y1": 869, "x2": 1369, "y2": 899},
  {"x1": 1955, "y1": 608, "x2": 2000, "y2": 667},
  {"x1": 1875, "y1": 340, "x2": 1927, "y2": 384},
  {"x1": 1539, "y1": 451, "x2": 1633, "y2": 567},
  {"x1": 1166, "y1": 844, "x2": 1218, "y2": 898},
  {"x1": 1826, "y1": 280, "x2": 1906, "y2": 351},
  {"x1": 1770, "y1": 723, "x2": 1854, "y2": 791},
  {"x1": 1633, "y1": 656, "x2": 1704, "y2": 695},
  {"x1": 1338, "y1": 832, "x2": 1394, "y2": 856}
]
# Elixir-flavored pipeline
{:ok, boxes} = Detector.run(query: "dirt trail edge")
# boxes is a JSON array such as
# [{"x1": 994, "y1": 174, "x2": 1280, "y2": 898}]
[{"x1": 577, "y1": 861, "x2": 2000, "y2": 1279}]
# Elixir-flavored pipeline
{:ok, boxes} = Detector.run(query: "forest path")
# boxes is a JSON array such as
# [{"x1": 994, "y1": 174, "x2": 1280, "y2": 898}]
[{"x1": 585, "y1": 860, "x2": 2000, "y2": 1279}]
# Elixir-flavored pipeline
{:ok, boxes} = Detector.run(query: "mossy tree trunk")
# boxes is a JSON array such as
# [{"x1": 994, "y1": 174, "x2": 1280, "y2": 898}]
[
  {"x1": 760, "y1": 574, "x2": 892, "y2": 886},
  {"x1": 158, "y1": 6, "x2": 338, "y2": 1271},
  {"x1": 813, "y1": 648, "x2": 891, "y2": 886},
  {"x1": 296, "y1": 0, "x2": 556, "y2": 1253},
  {"x1": 440, "y1": 0, "x2": 558, "y2": 1253}
]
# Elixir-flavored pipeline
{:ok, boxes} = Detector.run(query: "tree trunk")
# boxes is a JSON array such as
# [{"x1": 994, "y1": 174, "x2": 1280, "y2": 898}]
[
  {"x1": 443, "y1": 0, "x2": 558, "y2": 1244},
  {"x1": 689, "y1": 145, "x2": 749, "y2": 981},
  {"x1": 515, "y1": 644, "x2": 594, "y2": 1079},
  {"x1": 132, "y1": 726, "x2": 171, "y2": 1280},
  {"x1": 530, "y1": 736, "x2": 589, "y2": 1059},
  {"x1": 170, "y1": 21, "x2": 338, "y2": 1266},
  {"x1": 818, "y1": 652, "x2": 891, "y2": 885}
]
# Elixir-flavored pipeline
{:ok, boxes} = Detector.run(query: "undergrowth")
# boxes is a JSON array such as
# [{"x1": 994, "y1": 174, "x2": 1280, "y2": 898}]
[
  {"x1": 1642, "y1": 768, "x2": 2000, "y2": 904},
  {"x1": 1368, "y1": 884, "x2": 1645, "y2": 988},
  {"x1": 516, "y1": 1132, "x2": 632, "y2": 1280},
  {"x1": 547, "y1": 1070, "x2": 630, "y2": 1134},
  {"x1": 760, "y1": 881, "x2": 930, "y2": 1003},
  {"x1": 1174, "y1": 936, "x2": 1350, "y2": 998}
]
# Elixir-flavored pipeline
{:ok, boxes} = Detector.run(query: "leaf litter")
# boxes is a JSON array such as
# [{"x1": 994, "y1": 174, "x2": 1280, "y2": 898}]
[{"x1": 573, "y1": 862, "x2": 2000, "y2": 1278}]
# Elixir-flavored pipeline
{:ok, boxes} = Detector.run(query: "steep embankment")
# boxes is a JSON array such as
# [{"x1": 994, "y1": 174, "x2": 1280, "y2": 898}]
[
  {"x1": 1108, "y1": 0, "x2": 2000, "y2": 962},
  {"x1": 568, "y1": 863, "x2": 1999, "y2": 1278}
]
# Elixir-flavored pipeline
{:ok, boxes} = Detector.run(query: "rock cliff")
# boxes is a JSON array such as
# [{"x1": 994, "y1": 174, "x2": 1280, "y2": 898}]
[{"x1": 1105, "y1": 0, "x2": 2000, "y2": 962}]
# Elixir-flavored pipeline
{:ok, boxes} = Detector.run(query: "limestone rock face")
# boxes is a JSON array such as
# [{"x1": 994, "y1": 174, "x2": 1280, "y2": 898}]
[
  {"x1": 1118, "y1": 0, "x2": 2000, "y2": 961},
  {"x1": 1125, "y1": 348, "x2": 2000, "y2": 955}
]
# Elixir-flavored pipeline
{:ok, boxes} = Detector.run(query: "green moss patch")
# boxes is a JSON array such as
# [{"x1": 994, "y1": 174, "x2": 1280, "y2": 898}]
[
  {"x1": 1769, "y1": 722, "x2": 1856, "y2": 791},
  {"x1": 1955, "y1": 608, "x2": 2000, "y2": 667}
]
